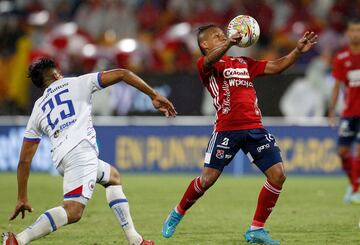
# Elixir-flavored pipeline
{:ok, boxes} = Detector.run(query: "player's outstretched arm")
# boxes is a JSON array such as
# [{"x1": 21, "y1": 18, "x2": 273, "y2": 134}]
[
  {"x1": 204, "y1": 32, "x2": 242, "y2": 68},
  {"x1": 101, "y1": 69, "x2": 177, "y2": 117},
  {"x1": 328, "y1": 79, "x2": 341, "y2": 127},
  {"x1": 264, "y1": 31, "x2": 318, "y2": 75},
  {"x1": 10, "y1": 141, "x2": 39, "y2": 220}
]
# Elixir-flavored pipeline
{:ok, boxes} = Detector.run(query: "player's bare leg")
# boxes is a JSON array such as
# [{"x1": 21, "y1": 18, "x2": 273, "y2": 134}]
[
  {"x1": 162, "y1": 167, "x2": 221, "y2": 238},
  {"x1": 245, "y1": 162, "x2": 286, "y2": 245},
  {"x1": 101, "y1": 166, "x2": 153, "y2": 245},
  {"x1": 338, "y1": 145, "x2": 357, "y2": 203}
]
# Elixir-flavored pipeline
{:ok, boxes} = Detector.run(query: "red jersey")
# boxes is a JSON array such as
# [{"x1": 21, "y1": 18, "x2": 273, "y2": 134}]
[
  {"x1": 332, "y1": 47, "x2": 360, "y2": 117},
  {"x1": 197, "y1": 55, "x2": 267, "y2": 132}
]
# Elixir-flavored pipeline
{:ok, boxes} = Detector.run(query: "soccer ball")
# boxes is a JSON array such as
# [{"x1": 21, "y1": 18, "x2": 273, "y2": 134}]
[{"x1": 227, "y1": 15, "x2": 260, "y2": 48}]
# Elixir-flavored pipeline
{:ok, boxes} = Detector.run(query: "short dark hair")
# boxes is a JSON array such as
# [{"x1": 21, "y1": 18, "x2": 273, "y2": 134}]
[
  {"x1": 28, "y1": 58, "x2": 57, "y2": 88},
  {"x1": 197, "y1": 24, "x2": 218, "y2": 55},
  {"x1": 347, "y1": 16, "x2": 360, "y2": 25}
]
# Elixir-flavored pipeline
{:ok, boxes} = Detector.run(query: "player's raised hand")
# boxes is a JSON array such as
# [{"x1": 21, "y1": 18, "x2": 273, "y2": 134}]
[
  {"x1": 10, "y1": 200, "x2": 33, "y2": 220},
  {"x1": 151, "y1": 93, "x2": 177, "y2": 117},
  {"x1": 297, "y1": 31, "x2": 318, "y2": 53},
  {"x1": 229, "y1": 31, "x2": 242, "y2": 46}
]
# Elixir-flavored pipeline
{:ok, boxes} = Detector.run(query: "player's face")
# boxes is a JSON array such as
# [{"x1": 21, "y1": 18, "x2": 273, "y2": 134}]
[
  {"x1": 347, "y1": 23, "x2": 360, "y2": 45},
  {"x1": 204, "y1": 27, "x2": 227, "y2": 52}
]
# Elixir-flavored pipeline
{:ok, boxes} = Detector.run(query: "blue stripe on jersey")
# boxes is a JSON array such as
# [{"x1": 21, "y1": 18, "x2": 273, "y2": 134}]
[
  {"x1": 109, "y1": 199, "x2": 128, "y2": 208},
  {"x1": 97, "y1": 72, "x2": 105, "y2": 88},
  {"x1": 44, "y1": 212, "x2": 57, "y2": 231},
  {"x1": 23, "y1": 137, "x2": 41, "y2": 143},
  {"x1": 64, "y1": 193, "x2": 82, "y2": 198}
]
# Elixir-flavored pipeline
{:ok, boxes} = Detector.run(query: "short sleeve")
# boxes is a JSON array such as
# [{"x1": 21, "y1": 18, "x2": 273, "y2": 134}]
[
  {"x1": 197, "y1": 57, "x2": 213, "y2": 85},
  {"x1": 77, "y1": 72, "x2": 105, "y2": 93},
  {"x1": 332, "y1": 56, "x2": 346, "y2": 82},
  {"x1": 24, "y1": 109, "x2": 42, "y2": 143},
  {"x1": 242, "y1": 56, "x2": 267, "y2": 78}
]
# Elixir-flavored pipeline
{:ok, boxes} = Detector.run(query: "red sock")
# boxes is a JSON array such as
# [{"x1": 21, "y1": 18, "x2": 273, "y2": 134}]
[
  {"x1": 341, "y1": 154, "x2": 353, "y2": 184},
  {"x1": 176, "y1": 177, "x2": 204, "y2": 215},
  {"x1": 251, "y1": 180, "x2": 282, "y2": 228},
  {"x1": 352, "y1": 157, "x2": 360, "y2": 193}
]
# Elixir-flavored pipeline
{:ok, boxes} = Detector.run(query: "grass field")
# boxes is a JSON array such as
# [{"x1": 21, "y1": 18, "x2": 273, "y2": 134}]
[{"x1": 0, "y1": 173, "x2": 359, "y2": 245}]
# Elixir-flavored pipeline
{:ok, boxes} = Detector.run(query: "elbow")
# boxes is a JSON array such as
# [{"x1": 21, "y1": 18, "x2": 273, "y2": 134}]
[{"x1": 116, "y1": 69, "x2": 131, "y2": 80}]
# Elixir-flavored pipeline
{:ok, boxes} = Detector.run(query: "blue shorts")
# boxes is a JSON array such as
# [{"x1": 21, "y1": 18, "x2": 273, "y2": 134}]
[
  {"x1": 204, "y1": 128, "x2": 282, "y2": 173},
  {"x1": 338, "y1": 117, "x2": 360, "y2": 146}
]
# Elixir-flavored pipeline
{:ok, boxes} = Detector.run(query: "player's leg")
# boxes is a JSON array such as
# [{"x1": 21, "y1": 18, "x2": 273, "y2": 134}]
[
  {"x1": 13, "y1": 141, "x2": 97, "y2": 245},
  {"x1": 162, "y1": 131, "x2": 240, "y2": 238},
  {"x1": 162, "y1": 167, "x2": 221, "y2": 238},
  {"x1": 97, "y1": 160, "x2": 153, "y2": 245},
  {"x1": 350, "y1": 141, "x2": 360, "y2": 203},
  {"x1": 243, "y1": 128, "x2": 284, "y2": 245}
]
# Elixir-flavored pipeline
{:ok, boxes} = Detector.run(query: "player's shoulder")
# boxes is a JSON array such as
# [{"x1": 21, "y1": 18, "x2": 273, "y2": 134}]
[{"x1": 335, "y1": 47, "x2": 350, "y2": 60}]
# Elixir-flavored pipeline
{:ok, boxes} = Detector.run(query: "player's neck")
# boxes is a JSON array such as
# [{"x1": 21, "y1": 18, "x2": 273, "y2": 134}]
[{"x1": 349, "y1": 44, "x2": 360, "y2": 54}]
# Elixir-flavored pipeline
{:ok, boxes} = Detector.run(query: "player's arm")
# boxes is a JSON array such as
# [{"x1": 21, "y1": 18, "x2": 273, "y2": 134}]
[
  {"x1": 10, "y1": 140, "x2": 39, "y2": 220},
  {"x1": 328, "y1": 79, "x2": 341, "y2": 127},
  {"x1": 264, "y1": 32, "x2": 318, "y2": 75},
  {"x1": 100, "y1": 69, "x2": 177, "y2": 117},
  {"x1": 204, "y1": 32, "x2": 242, "y2": 68}
]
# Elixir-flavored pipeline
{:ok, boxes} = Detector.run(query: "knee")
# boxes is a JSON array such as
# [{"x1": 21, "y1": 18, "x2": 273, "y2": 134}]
[
  {"x1": 63, "y1": 203, "x2": 84, "y2": 224},
  {"x1": 200, "y1": 175, "x2": 216, "y2": 191},
  {"x1": 108, "y1": 167, "x2": 121, "y2": 186},
  {"x1": 269, "y1": 172, "x2": 287, "y2": 187},
  {"x1": 338, "y1": 148, "x2": 350, "y2": 159}
]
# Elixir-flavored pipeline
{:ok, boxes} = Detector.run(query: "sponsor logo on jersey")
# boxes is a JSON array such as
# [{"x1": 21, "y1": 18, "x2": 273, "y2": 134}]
[
  {"x1": 225, "y1": 154, "x2": 232, "y2": 159},
  {"x1": 222, "y1": 80, "x2": 231, "y2": 114},
  {"x1": 216, "y1": 149, "x2": 225, "y2": 159},
  {"x1": 348, "y1": 70, "x2": 360, "y2": 87},
  {"x1": 257, "y1": 143, "x2": 270, "y2": 152},
  {"x1": 228, "y1": 79, "x2": 253, "y2": 88},
  {"x1": 223, "y1": 68, "x2": 250, "y2": 79}
]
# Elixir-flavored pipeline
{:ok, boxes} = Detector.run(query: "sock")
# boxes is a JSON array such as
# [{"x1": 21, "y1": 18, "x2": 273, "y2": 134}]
[
  {"x1": 251, "y1": 180, "x2": 282, "y2": 229},
  {"x1": 176, "y1": 176, "x2": 204, "y2": 216},
  {"x1": 352, "y1": 157, "x2": 360, "y2": 193},
  {"x1": 106, "y1": 185, "x2": 142, "y2": 245},
  {"x1": 17, "y1": 206, "x2": 68, "y2": 244},
  {"x1": 341, "y1": 154, "x2": 353, "y2": 184}
]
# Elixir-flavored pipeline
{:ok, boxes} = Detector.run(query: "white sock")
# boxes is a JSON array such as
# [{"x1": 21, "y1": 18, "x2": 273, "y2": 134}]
[
  {"x1": 106, "y1": 185, "x2": 142, "y2": 245},
  {"x1": 17, "y1": 206, "x2": 68, "y2": 244}
]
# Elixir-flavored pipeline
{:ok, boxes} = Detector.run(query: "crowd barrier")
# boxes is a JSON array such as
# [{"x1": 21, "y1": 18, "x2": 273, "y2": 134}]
[{"x1": 0, "y1": 116, "x2": 341, "y2": 175}]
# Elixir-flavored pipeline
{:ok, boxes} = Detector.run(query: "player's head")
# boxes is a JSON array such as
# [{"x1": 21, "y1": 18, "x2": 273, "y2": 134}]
[
  {"x1": 28, "y1": 58, "x2": 62, "y2": 88},
  {"x1": 197, "y1": 24, "x2": 227, "y2": 55},
  {"x1": 346, "y1": 16, "x2": 360, "y2": 46}
]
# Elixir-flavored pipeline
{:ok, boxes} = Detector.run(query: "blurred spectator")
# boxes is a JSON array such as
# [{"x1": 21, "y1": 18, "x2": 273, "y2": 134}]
[{"x1": 0, "y1": 0, "x2": 356, "y2": 116}]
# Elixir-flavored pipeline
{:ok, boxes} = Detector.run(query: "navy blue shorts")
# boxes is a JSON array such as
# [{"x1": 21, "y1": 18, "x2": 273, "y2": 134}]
[
  {"x1": 204, "y1": 128, "x2": 282, "y2": 173},
  {"x1": 338, "y1": 117, "x2": 360, "y2": 146}
]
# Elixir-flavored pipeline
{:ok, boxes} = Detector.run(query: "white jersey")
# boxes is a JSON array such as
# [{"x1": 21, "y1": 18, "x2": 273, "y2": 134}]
[{"x1": 24, "y1": 72, "x2": 104, "y2": 166}]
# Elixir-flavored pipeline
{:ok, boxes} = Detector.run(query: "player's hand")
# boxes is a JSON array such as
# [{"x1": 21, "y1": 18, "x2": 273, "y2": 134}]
[
  {"x1": 151, "y1": 93, "x2": 177, "y2": 117},
  {"x1": 327, "y1": 110, "x2": 337, "y2": 128},
  {"x1": 229, "y1": 32, "x2": 242, "y2": 46},
  {"x1": 296, "y1": 31, "x2": 318, "y2": 53},
  {"x1": 10, "y1": 200, "x2": 33, "y2": 220}
]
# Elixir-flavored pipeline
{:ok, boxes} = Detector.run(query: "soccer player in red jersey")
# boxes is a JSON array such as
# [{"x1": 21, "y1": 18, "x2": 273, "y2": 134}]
[
  {"x1": 328, "y1": 17, "x2": 360, "y2": 204},
  {"x1": 162, "y1": 24, "x2": 317, "y2": 245}
]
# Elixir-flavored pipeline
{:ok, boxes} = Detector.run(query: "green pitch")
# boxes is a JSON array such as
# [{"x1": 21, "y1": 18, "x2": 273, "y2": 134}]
[{"x1": 0, "y1": 173, "x2": 359, "y2": 245}]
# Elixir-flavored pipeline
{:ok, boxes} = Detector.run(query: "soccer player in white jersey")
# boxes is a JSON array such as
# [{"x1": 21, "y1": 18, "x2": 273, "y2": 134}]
[{"x1": 2, "y1": 58, "x2": 177, "y2": 245}]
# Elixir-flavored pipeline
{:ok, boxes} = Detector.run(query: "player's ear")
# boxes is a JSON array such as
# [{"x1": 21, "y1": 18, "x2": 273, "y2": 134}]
[
  {"x1": 200, "y1": 41, "x2": 208, "y2": 50},
  {"x1": 53, "y1": 70, "x2": 63, "y2": 80}
]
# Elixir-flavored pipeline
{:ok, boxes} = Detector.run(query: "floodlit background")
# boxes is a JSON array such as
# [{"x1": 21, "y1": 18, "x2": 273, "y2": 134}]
[{"x1": 0, "y1": 0, "x2": 358, "y2": 116}]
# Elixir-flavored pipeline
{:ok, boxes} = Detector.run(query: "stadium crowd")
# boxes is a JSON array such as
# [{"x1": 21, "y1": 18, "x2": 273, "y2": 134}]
[{"x1": 0, "y1": 0, "x2": 358, "y2": 115}]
